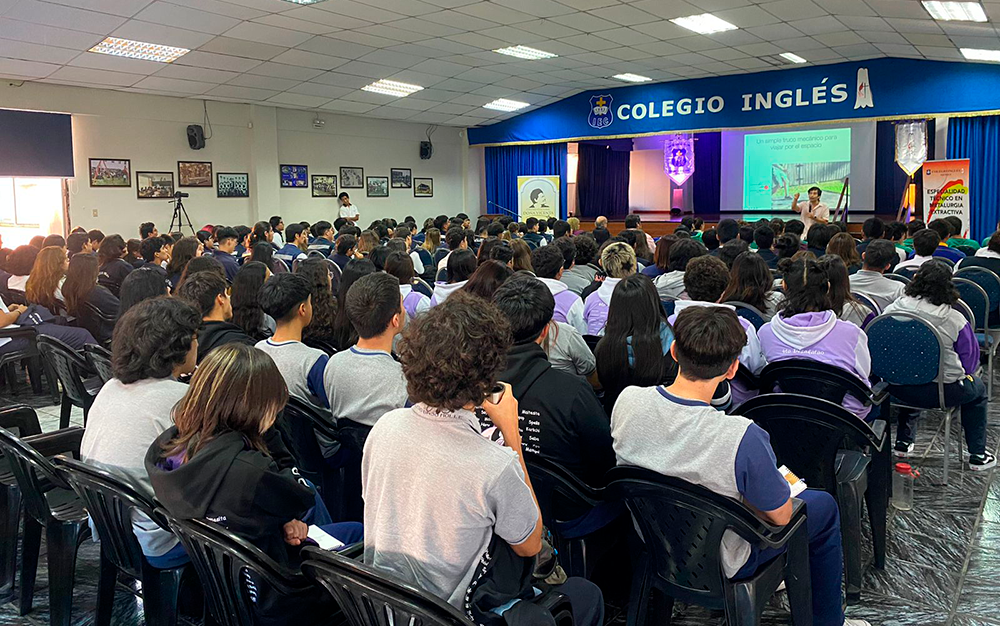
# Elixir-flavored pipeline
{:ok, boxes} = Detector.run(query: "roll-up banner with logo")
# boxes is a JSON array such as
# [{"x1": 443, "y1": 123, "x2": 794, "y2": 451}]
[
  {"x1": 924, "y1": 160, "x2": 971, "y2": 238},
  {"x1": 468, "y1": 58, "x2": 1000, "y2": 146}
]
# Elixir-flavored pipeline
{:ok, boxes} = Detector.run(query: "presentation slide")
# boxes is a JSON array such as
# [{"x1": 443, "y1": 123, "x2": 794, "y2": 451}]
[
  {"x1": 744, "y1": 128, "x2": 852, "y2": 211},
  {"x1": 719, "y1": 121, "x2": 876, "y2": 217}
]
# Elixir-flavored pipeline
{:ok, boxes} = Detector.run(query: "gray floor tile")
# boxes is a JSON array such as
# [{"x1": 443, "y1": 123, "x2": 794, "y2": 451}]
[
  {"x1": 956, "y1": 574, "x2": 1000, "y2": 619},
  {"x1": 860, "y1": 557, "x2": 960, "y2": 612}
]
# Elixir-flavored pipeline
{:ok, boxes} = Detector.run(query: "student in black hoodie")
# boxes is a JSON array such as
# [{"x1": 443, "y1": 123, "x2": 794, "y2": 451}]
[
  {"x1": 145, "y1": 344, "x2": 362, "y2": 626},
  {"x1": 176, "y1": 271, "x2": 254, "y2": 362}
]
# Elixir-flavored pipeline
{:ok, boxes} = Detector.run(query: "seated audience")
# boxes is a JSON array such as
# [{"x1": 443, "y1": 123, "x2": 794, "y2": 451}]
[
  {"x1": 62, "y1": 253, "x2": 119, "y2": 344},
  {"x1": 710, "y1": 219, "x2": 739, "y2": 256},
  {"x1": 88, "y1": 229, "x2": 105, "y2": 250},
  {"x1": 385, "y1": 252, "x2": 431, "y2": 320},
  {"x1": 562, "y1": 235, "x2": 600, "y2": 295},
  {"x1": 25, "y1": 246, "x2": 67, "y2": 314},
  {"x1": 213, "y1": 227, "x2": 241, "y2": 283},
  {"x1": 461, "y1": 259, "x2": 513, "y2": 302},
  {"x1": 436, "y1": 227, "x2": 468, "y2": 273},
  {"x1": 640, "y1": 236, "x2": 674, "y2": 279},
  {"x1": 819, "y1": 255, "x2": 874, "y2": 326},
  {"x1": 164, "y1": 236, "x2": 201, "y2": 292},
  {"x1": 67, "y1": 232, "x2": 92, "y2": 259},
  {"x1": 82, "y1": 297, "x2": 200, "y2": 566},
  {"x1": 611, "y1": 306, "x2": 864, "y2": 626},
  {"x1": 895, "y1": 229, "x2": 941, "y2": 273},
  {"x1": 139, "y1": 236, "x2": 169, "y2": 275},
  {"x1": 655, "y1": 238, "x2": 707, "y2": 301},
  {"x1": 759, "y1": 258, "x2": 873, "y2": 420},
  {"x1": 522, "y1": 217, "x2": 546, "y2": 249},
  {"x1": 849, "y1": 240, "x2": 905, "y2": 312},
  {"x1": 856, "y1": 218, "x2": 884, "y2": 257},
  {"x1": 718, "y1": 239, "x2": 749, "y2": 269},
  {"x1": 595, "y1": 274, "x2": 677, "y2": 412},
  {"x1": 944, "y1": 215, "x2": 978, "y2": 250},
  {"x1": 177, "y1": 271, "x2": 254, "y2": 362},
  {"x1": 249, "y1": 241, "x2": 278, "y2": 274},
  {"x1": 530, "y1": 245, "x2": 587, "y2": 334},
  {"x1": 826, "y1": 232, "x2": 862, "y2": 274},
  {"x1": 231, "y1": 262, "x2": 273, "y2": 341},
  {"x1": 432, "y1": 249, "x2": 477, "y2": 306},
  {"x1": 176, "y1": 255, "x2": 224, "y2": 292},
  {"x1": 721, "y1": 251, "x2": 783, "y2": 320},
  {"x1": 511, "y1": 239, "x2": 534, "y2": 273},
  {"x1": 275, "y1": 223, "x2": 308, "y2": 267},
  {"x1": 330, "y1": 233, "x2": 358, "y2": 271},
  {"x1": 331, "y1": 258, "x2": 375, "y2": 351},
  {"x1": 492, "y1": 274, "x2": 614, "y2": 486},
  {"x1": 124, "y1": 239, "x2": 144, "y2": 269},
  {"x1": 927, "y1": 219, "x2": 967, "y2": 263},
  {"x1": 325, "y1": 273, "x2": 407, "y2": 428},
  {"x1": 309, "y1": 221, "x2": 336, "y2": 257},
  {"x1": 886, "y1": 221, "x2": 909, "y2": 262},
  {"x1": 584, "y1": 242, "x2": 637, "y2": 335},
  {"x1": 363, "y1": 291, "x2": 604, "y2": 624},
  {"x1": 754, "y1": 226, "x2": 778, "y2": 269},
  {"x1": 289, "y1": 257, "x2": 335, "y2": 350},
  {"x1": 97, "y1": 235, "x2": 134, "y2": 298},
  {"x1": 964, "y1": 231, "x2": 1000, "y2": 280},
  {"x1": 256, "y1": 273, "x2": 328, "y2": 409},
  {"x1": 118, "y1": 267, "x2": 169, "y2": 318},
  {"x1": 882, "y1": 262, "x2": 995, "y2": 468},
  {"x1": 146, "y1": 344, "x2": 362, "y2": 625},
  {"x1": 806, "y1": 224, "x2": 833, "y2": 258}
]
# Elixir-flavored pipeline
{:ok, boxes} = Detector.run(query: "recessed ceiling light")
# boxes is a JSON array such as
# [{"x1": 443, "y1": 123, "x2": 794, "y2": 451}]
[
  {"x1": 613, "y1": 73, "x2": 652, "y2": 83},
  {"x1": 779, "y1": 52, "x2": 808, "y2": 64},
  {"x1": 483, "y1": 99, "x2": 530, "y2": 112},
  {"x1": 361, "y1": 79, "x2": 424, "y2": 97},
  {"x1": 922, "y1": 1, "x2": 988, "y2": 21},
  {"x1": 961, "y1": 47, "x2": 1000, "y2": 61},
  {"x1": 494, "y1": 46, "x2": 557, "y2": 60},
  {"x1": 670, "y1": 13, "x2": 738, "y2": 35},
  {"x1": 88, "y1": 37, "x2": 189, "y2": 63}
]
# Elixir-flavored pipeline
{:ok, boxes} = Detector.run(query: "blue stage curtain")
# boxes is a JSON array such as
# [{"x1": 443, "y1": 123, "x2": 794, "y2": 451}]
[
  {"x1": 692, "y1": 132, "x2": 720, "y2": 212},
  {"x1": 874, "y1": 120, "x2": 935, "y2": 220},
  {"x1": 947, "y1": 115, "x2": 1000, "y2": 240},
  {"x1": 576, "y1": 143, "x2": 630, "y2": 218},
  {"x1": 484, "y1": 144, "x2": 567, "y2": 219}
]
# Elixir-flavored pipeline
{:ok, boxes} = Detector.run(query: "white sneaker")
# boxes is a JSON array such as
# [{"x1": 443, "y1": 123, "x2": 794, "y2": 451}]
[
  {"x1": 844, "y1": 620, "x2": 872, "y2": 626},
  {"x1": 969, "y1": 452, "x2": 997, "y2": 471}
]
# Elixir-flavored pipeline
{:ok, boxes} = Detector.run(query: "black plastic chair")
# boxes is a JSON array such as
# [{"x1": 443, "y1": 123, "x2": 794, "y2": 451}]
[
  {"x1": 159, "y1": 509, "x2": 317, "y2": 626},
  {"x1": 894, "y1": 267, "x2": 918, "y2": 280},
  {"x1": 81, "y1": 302, "x2": 116, "y2": 347},
  {"x1": 756, "y1": 359, "x2": 889, "y2": 412},
  {"x1": 0, "y1": 406, "x2": 42, "y2": 605},
  {"x1": 0, "y1": 426, "x2": 90, "y2": 626},
  {"x1": 726, "y1": 301, "x2": 766, "y2": 330},
  {"x1": 606, "y1": 466, "x2": 812, "y2": 626},
  {"x1": 737, "y1": 393, "x2": 887, "y2": 602},
  {"x1": 301, "y1": 546, "x2": 574, "y2": 626},
  {"x1": 51, "y1": 457, "x2": 186, "y2": 626},
  {"x1": 0, "y1": 327, "x2": 53, "y2": 398},
  {"x1": 37, "y1": 335, "x2": 101, "y2": 429},
  {"x1": 884, "y1": 273, "x2": 910, "y2": 286},
  {"x1": 582, "y1": 334, "x2": 600, "y2": 354},
  {"x1": 83, "y1": 344, "x2": 114, "y2": 384},
  {"x1": 526, "y1": 458, "x2": 603, "y2": 579}
]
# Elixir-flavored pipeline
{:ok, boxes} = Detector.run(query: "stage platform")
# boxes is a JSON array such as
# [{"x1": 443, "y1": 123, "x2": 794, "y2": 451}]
[{"x1": 573, "y1": 216, "x2": 864, "y2": 238}]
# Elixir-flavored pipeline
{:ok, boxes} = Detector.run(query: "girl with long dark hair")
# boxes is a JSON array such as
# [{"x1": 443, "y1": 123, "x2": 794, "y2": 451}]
[
  {"x1": 331, "y1": 258, "x2": 375, "y2": 351},
  {"x1": 594, "y1": 274, "x2": 676, "y2": 412},
  {"x1": 721, "y1": 252, "x2": 783, "y2": 320},
  {"x1": 62, "y1": 253, "x2": 119, "y2": 343},
  {"x1": 250, "y1": 242, "x2": 277, "y2": 273},
  {"x1": 97, "y1": 235, "x2": 134, "y2": 298},
  {"x1": 165, "y1": 236, "x2": 201, "y2": 292},
  {"x1": 818, "y1": 254, "x2": 873, "y2": 327},
  {"x1": 385, "y1": 252, "x2": 431, "y2": 320},
  {"x1": 462, "y1": 260, "x2": 514, "y2": 301},
  {"x1": 296, "y1": 257, "x2": 339, "y2": 347},
  {"x1": 231, "y1": 262, "x2": 273, "y2": 341}
]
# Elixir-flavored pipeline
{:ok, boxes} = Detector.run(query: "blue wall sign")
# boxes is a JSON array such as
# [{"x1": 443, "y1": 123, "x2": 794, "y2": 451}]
[{"x1": 468, "y1": 58, "x2": 1000, "y2": 146}]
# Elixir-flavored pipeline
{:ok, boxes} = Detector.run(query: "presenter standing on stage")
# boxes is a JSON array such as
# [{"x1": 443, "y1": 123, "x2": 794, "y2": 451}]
[{"x1": 791, "y1": 186, "x2": 829, "y2": 232}]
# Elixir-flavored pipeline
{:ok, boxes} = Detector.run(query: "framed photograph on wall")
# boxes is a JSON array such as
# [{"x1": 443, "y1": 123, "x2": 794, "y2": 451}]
[
  {"x1": 366, "y1": 176, "x2": 389, "y2": 198},
  {"x1": 280, "y1": 164, "x2": 309, "y2": 188},
  {"x1": 136, "y1": 171, "x2": 175, "y2": 199},
  {"x1": 312, "y1": 174, "x2": 338, "y2": 197},
  {"x1": 413, "y1": 177, "x2": 433, "y2": 198},
  {"x1": 390, "y1": 168, "x2": 412, "y2": 188},
  {"x1": 178, "y1": 161, "x2": 213, "y2": 187},
  {"x1": 217, "y1": 173, "x2": 249, "y2": 198},
  {"x1": 89, "y1": 158, "x2": 131, "y2": 187},
  {"x1": 340, "y1": 166, "x2": 364, "y2": 189}
]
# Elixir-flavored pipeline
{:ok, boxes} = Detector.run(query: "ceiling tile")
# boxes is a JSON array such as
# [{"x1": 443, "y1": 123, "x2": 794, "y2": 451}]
[
  {"x1": 385, "y1": 69, "x2": 449, "y2": 86},
  {"x1": 222, "y1": 21, "x2": 313, "y2": 47},
  {"x1": 279, "y1": 6, "x2": 372, "y2": 30},
  {"x1": 40, "y1": 0, "x2": 152, "y2": 17},
  {"x1": 832, "y1": 42, "x2": 882, "y2": 58},
  {"x1": 296, "y1": 36, "x2": 376, "y2": 59},
  {"x1": 874, "y1": 42, "x2": 921, "y2": 56},
  {"x1": 6, "y1": 0, "x2": 127, "y2": 34},
  {"x1": 352, "y1": 0, "x2": 441, "y2": 17},
  {"x1": 865, "y1": 1, "x2": 931, "y2": 19},
  {"x1": 822, "y1": 0, "x2": 875, "y2": 16},
  {"x1": 111, "y1": 20, "x2": 215, "y2": 49},
  {"x1": 285, "y1": 82, "x2": 354, "y2": 99},
  {"x1": 131, "y1": 75, "x2": 215, "y2": 94},
  {"x1": 174, "y1": 50, "x2": 264, "y2": 72},
  {"x1": 247, "y1": 61, "x2": 325, "y2": 81},
  {"x1": 384, "y1": 43, "x2": 453, "y2": 58},
  {"x1": 788, "y1": 16, "x2": 846, "y2": 36},
  {"x1": 455, "y1": 2, "x2": 536, "y2": 24},
  {"x1": 380, "y1": 96, "x2": 437, "y2": 110},
  {"x1": 386, "y1": 17, "x2": 463, "y2": 37},
  {"x1": 0, "y1": 18, "x2": 102, "y2": 50},
  {"x1": 67, "y1": 50, "x2": 164, "y2": 73},
  {"x1": 313, "y1": 0, "x2": 408, "y2": 24},
  {"x1": 205, "y1": 84, "x2": 280, "y2": 100},
  {"x1": 154, "y1": 63, "x2": 240, "y2": 83},
  {"x1": 0, "y1": 39, "x2": 79, "y2": 64},
  {"x1": 269, "y1": 48, "x2": 349, "y2": 70},
  {"x1": 408, "y1": 58, "x2": 475, "y2": 76},
  {"x1": 916, "y1": 45, "x2": 963, "y2": 60},
  {"x1": 856, "y1": 30, "x2": 907, "y2": 44},
  {"x1": 266, "y1": 92, "x2": 332, "y2": 108},
  {"x1": 318, "y1": 99, "x2": 380, "y2": 113},
  {"x1": 746, "y1": 23, "x2": 803, "y2": 41},
  {"x1": 355, "y1": 24, "x2": 432, "y2": 43},
  {"x1": 492, "y1": 0, "x2": 576, "y2": 18},
  {"x1": 759, "y1": 0, "x2": 826, "y2": 21},
  {"x1": 901, "y1": 32, "x2": 953, "y2": 47},
  {"x1": 0, "y1": 57, "x2": 60, "y2": 79},
  {"x1": 815, "y1": 31, "x2": 866, "y2": 47},
  {"x1": 165, "y1": 0, "x2": 270, "y2": 21},
  {"x1": 714, "y1": 5, "x2": 782, "y2": 28},
  {"x1": 836, "y1": 15, "x2": 894, "y2": 32},
  {"x1": 356, "y1": 49, "x2": 426, "y2": 68},
  {"x1": 251, "y1": 14, "x2": 339, "y2": 36},
  {"x1": 405, "y1": 111, "x2": 455, "y2": 123},
  {"x1": 310, "y1": 71, "x2": 376, "y2": 88},
  {"x1": 334, "y1": 59, "x2": 400, "y2": 78},
  {"x1": 133, "y1": 3, "x2": 242, "y2": 35},
  {"x1": 628, "y1": 0, "x2": 701, "y2": 20},
  {"x1": 890, "y1": 18, "x2": 944, "y2": 35},
  {"x1": 228, "y1": 72, "x2": 301, "y2": 91},
  {"x1": 198, "y1": 36, "x2": 287, "y2": 60},
  {"x1": 49, "y1": 65, "x2": 144, "y2": 86},
  {"x1": 601, "y1": 46, "x2": 654, "y2": 61},
  {"x1": 587, "y1": 4, "x2": 658, "y2": 26}
]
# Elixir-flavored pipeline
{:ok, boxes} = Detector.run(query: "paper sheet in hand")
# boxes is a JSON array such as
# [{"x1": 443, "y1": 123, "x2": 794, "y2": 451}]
[
  {"x1": 779, "y1": 465, "x2": 807, "y2": 497},
  {"x1": 308, "y1": 525, "x2": 344, "y2": 551}
]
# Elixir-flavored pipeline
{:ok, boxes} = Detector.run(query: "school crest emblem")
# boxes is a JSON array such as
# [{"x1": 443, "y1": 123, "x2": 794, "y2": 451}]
[{"x1": 588, "y1": 95, "x2": 613, "y2": 129}]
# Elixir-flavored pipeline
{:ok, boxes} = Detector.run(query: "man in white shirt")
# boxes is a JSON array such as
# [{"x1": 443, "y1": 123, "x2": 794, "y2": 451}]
[
  {"x1": 791, "y1": 186, "x2": 829, "y2": 233},
  {"x1": 338, "y1": 192, "x2": 359, "y2": 223}
]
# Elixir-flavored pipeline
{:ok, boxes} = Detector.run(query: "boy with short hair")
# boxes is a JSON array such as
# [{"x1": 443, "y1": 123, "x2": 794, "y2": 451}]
[
  {"x1": 895, "y1": 229, "x2": 941, "y2": 272},
  {"x1": 256, "y1": 273, "x2": 329, "y2": 409},
  {"x1": 276, "y1": 223, "x2": 308, "y2": 265},
  {"x1": 583, "y1": 242, "x2": 636, "y2": 335},
  {"x1": 850, "y1": 240, "x2": 905, "y2": 311},
  {"x1": 309, "y1": 221, "x2": 335, "y2": 256},
  {"x1": 177, "y1": 271, "x2": 254, "y2": 362},
  {"x1": 530, "y1": 245, "x2": 587, "y2": 334},
  {"x1": 214, "y1": 226, "x2": 241, "y2": 282},
  {"x1": 611, "y1": 306, "x2": 866, "y2": 626},
  {"x1": 331, "y1": 234, "x2": 357, "y2": 270},
  {"x1": 139, "y1": 236, "x2": 169, "y2": 275}
]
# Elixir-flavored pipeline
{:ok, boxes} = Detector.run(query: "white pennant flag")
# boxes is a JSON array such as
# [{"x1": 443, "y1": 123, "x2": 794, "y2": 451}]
[{"x1": 895, "y1": 121, "x2": 927, "y2": 176}]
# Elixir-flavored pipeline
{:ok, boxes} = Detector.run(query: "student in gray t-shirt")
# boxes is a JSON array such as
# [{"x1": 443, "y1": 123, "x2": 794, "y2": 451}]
[
  {"x1": 325, "y1": 273, "x2": 408, "y2": 427},
  {"x1": 362, "y1": 292, "x2": 604, "y2": 625},
  {"x1": 81, "y1": 297, "x2": 201, "y2": 565}
]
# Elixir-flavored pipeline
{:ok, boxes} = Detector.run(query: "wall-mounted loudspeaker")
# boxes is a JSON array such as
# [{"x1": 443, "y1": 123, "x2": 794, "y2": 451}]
[
  {"x1": 187, "y1": 124, "x2": 206, "y2": 150},
  {"x1": 419, "y1": 141, "x2": 432, "y2": 160}
]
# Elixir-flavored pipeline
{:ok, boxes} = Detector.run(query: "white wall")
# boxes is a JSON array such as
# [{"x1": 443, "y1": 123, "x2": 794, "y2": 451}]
[{"x1": 0, "y1": 80, "x2": 474, "y2": 236}]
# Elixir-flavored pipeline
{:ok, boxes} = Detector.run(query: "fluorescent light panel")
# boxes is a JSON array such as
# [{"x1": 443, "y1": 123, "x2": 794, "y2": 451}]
[
  {"x1": 613, "y1": 73, "x2": 652, "y2": 82},
  {"x1": 922, "y1": 1, "x2": 988, "y2": 21},
  {"x1": 780, "y1": 52, "x2": 808, "y2": 64},
  {"x1": 361, "y1": 79, "x2": 424, "y2": 97},
  {"x1": 493, "y1": 45, "x2": 557, "y2": 60},
  {"x1": 961, "y1": 47, "x2": 1000, "y2": 61},
  {"x1": 88, "y1": 37, "x2": 189, "y2": 63},
  {"x1": 483, "y1": 98, "x2": 530, "y2": 112},
  {"x1": 670, "y1": 13, "x2": 738, "y2": 35}
]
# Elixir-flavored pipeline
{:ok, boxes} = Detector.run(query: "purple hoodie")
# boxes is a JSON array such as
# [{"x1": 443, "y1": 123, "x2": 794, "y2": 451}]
[
  {"x1": 400, "y1": 284, "x2": 430, "y2": 320},
  {"x1": 538, "y1": 278, "x2": 587, "y2": 335},
  {"x1": 583, "y1": 278, "x2": 621, "y2": 335},
  {"x1": 758, "y1": 310, "x2": 873, "y2": 420}
]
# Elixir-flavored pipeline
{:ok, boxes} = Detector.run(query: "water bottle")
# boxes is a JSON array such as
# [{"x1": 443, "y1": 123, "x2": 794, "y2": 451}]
[{"x1": 891, "y1": 463, "x2": 918, "y2": 511}]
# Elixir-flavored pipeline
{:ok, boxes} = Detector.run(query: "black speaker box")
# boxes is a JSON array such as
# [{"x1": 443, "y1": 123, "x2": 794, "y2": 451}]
[
  {"x1": 420, "y1": 141, "x2": 432, "y2": 160},
  {"x1": 187, "y1": 124, "x2": 206, "y2": 150}
]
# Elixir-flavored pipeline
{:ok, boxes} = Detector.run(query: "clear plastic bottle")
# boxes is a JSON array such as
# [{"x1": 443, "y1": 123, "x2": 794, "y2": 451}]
[{"x1": 891, "y1": 463, "x2": 918, "y2": 511}]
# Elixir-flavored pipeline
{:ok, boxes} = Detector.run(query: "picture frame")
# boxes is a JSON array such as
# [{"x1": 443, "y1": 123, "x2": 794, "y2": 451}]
[
  {"x1": 217, "y1": 172, "x2": 250, "y2": 198},
  {"x1": 413, "y1": 177, "x2": 433, "y2": 198},
  {"x1": 340, "y1": 166, "x2": 364, "y2": 189},
  {"x1": 136, "y1": 171, "x2": 175, "y2": 199},
  {"x1": 366, "y1": 176, "x2": 389, "y2": 198},
  {"x1": 280, "y1": 164, "x2": 309, "y2": 188},
  {"x1": 390, "y1": 168, "x2": 412, "y2": 188},
  {"x1": 89, "y1": 158, "x2": 131, "y2": 187},
  {"x1": 178, "y1": 161, "x2": 213, "y2": 187},
  {"x1": 312, "y1": 174, "x2": 338, "y2": 197}
]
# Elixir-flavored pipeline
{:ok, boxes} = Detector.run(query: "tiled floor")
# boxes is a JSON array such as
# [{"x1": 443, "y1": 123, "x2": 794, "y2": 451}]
[{"x1": 1, "y1": 386, "x2": 999, "y2": 626}]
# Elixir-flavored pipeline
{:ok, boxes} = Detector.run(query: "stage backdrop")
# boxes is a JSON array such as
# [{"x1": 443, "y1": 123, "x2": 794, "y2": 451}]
[
  {"x1": 469, "y1": 58, "x2": 1000, "y2": 147},
  {"x1": 947, "y1": 115, "x2": 1000, "y2": 240},
  {"x1": 485, "y1": 144, "x2": 567, "y2": 219}
]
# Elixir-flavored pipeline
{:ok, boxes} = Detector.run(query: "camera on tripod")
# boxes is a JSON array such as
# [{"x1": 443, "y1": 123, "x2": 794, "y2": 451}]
[
  {"x1": 168, "y1": 192, "x2": 194, "y2": 234},
  {"x1": 172, "y1": 191, "x2": 189, "y2": 199}
]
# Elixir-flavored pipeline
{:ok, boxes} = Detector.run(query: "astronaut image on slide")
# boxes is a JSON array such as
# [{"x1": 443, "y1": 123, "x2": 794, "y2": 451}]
[{"x1": 769, "y1": 161, "x2": 849, "y2": 211}]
